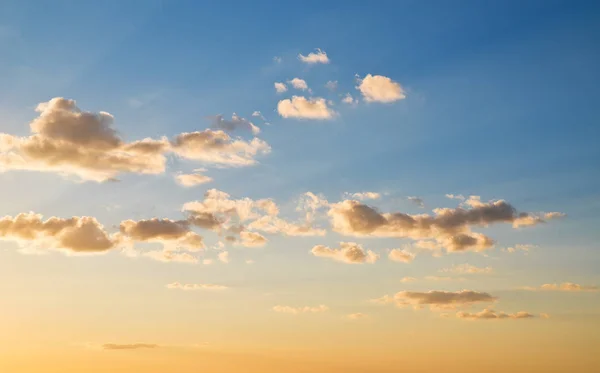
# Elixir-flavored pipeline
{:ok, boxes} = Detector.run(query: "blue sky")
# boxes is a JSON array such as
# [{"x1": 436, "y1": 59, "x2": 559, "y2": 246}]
[{"x1": 1, "y1": 2, "x2": 600, "y2": 370}]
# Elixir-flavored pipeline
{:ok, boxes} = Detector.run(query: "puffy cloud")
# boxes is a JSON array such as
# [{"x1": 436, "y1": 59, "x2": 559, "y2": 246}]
[
  {"x1": 375, "y1": 290, "x2": 497, "y2": 311},
  {"x1": 166, "y1": 282, "x2": 228, "y2": 291},
  {"x1": 218, "y1": 251, "x2": 229, "y2": 263},
  {"x1": 311, "y1": 242, "x2": 379, "y2": 264},
  {"x1": 341, "y1": 93, "x2": 358, "y2": 105},
  {"x1": 345, "y1": 192, "x2": 381, "y2": 201},
  {"x1": 274, "y1": 82, "x2": 287, "y2": 93},
  {"x1": 102, "y1": 343, "x2": 158, "y2": 350},
  {"x1": 211, "y1": 114, "x2": 260, "y2": 135},
  {"x1": 400, "y1": 277, "x2": 417, "y2": 283},
  {"x1": 272, "y1": 305, "x2": 329, "y2": 314},
  {"x1": 456, "y1": 309, "x2": 537, "y2": 320},
  {"x1": 327, "y1": 197, "x2": 561, "y2": 253},
  {"x1": 277, "y1": 96, "x2": 336, "y2": 120},
  {"x1": 171, "y1": 130, "x2": 270, "y2": 167},
  {"x1": 0, "y1": 98, "x2": 168, "y2": 181},
  {"x1": 523, "y1": 282, "x2": 599, "y2": 292},
  {"x1": 356, "y1": 74, "x2": 405, "y2": 103},
  {"x1": 388, "y1": 249, "x2": 415, "y2": 263},
  {"x1": 289, "y1": 78, "x2": 309, "y2": 91},
  {"x1": 175, "y1": 171, "x2": 213, "y2": 187},
  {"x1": 325, "y1": 81, "x2": 338, "y2": 91},
  {"x1": 119, "y1": 218, "x2": 204, "y2": 251},
  {"x1": 441, "y1": 264, "x2": 493, "y2": 274},
  {"x1": 345, "y1": 313, "x2": 369, "y2": 320},
  {"x1": 143, "y1": 250, "x2": 198, "y2": 264},
  {"x1": 298, "y1": 49, "x2": 330, "y2": 64},
  {"x1": 296, "y1": 191, "x2": 330, "y2": 222},
  {"x1": 0, "y1": 212, "x2": 116, "y2": 254},
  {"x1": 407, "y1": 196, "x2": 425, "y2": 208},
  {"x1": 239, "y1": 231, "x2": 267, "y2": 247}
]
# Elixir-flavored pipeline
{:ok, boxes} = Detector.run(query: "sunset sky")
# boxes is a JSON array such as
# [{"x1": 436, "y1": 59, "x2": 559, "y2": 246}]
[{"x1": 1, "y1": 1, "x2": 599, "y2": 372}]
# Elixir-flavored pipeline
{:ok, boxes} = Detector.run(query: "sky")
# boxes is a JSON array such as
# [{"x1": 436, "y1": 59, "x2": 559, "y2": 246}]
[{"x1": 1, "y1": 0, "x2": 599, "y2": 372}]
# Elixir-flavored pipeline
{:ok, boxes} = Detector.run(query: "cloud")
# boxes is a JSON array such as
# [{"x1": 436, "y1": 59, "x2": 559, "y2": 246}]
[
  {"x1": 247, "y1": 215, "x2": 326, "y2": 237},
  {"x1": 119, "y1": 218, "x2": 204, "y2": 251},
  {"x1": 218, "y1": 251, "x2": 229, "y2": 263},
  {"x1": 0, "y1": 98, "x2": 168, "y2": 181},
  {"x1": 376, "y1": 290, "x2": 497, "y2": 311},
  {"x1": 456, "y1": 308, "x2": 537, "y2": 320},
  {"x1": 252, "y1": 111, "x2": 266, "y2": 121},
  {"x1": 345, "y1": 313, "x2": 369, "y2": 320},
  {"x1": 0, "y1": 212, "x2": 116, "y2": 254},
  {"x1": 345, "y1": 192, "x2": 381, "y2": 201},
  {"x1": 143, "y1": 250, "x2": 198, "y2": 264},
  {"x1": 298, "y1": 49, "x2": 330, "y2": 64},
  {"x1": 273, "y1": 56, "x2": 282, "y2": 63},
  {"x1": 289, "y1": 78, "x2": 309, "y2": 91},
  {"x1": 239, "y1": 231, "x2": 267, "y2": 247},
  {"x1": 274, "y1": 82, "x2": 287, "y2": 93},
  {"x1": 277, "y1": 96, "x2": 336, "y2": 120},
  {"x1": 171, "y1": 130, "x2": 270, "y2": 167},
  {"x1": 407, "y1": 196, "x2": 425, "y2": 208},
  {"x1": 273, "y1": 305, "x2": 329, "y2": 314},
  {"x1": 341, "y1": 93, "x2": 358, "y2": 105},
  {"x1": 327, "y1": 197, "x2": 562, "y2": 253},
  {"x1": 445, "y1": 194, "x2": 465, "y2": 201},
  {"x1": 311, "y1": 242, "x2": 379, "y2": 264},
  {"x1": 400, "y1": 277, "x2": 417, "y2": 283},
  {"x1": 441, "y1": 264, "x2": 493, "y2": 274},
  {"x1": 388, "y1": 249, "x2": 415, "y2": 263},
  {"x1": 166, "y1": 282, "x2": 228, "y2": 290},
  {"x1": 102, "y1": 343, "x2": 158, "y2": 350},
  {"x1": 424, "y1": 276, "x2": 466, "y2": 282},
  {"x1": 522, "y1": 282, "x2": 599, "y2": 292},
  {"x1": 505, "y1": 244, "x2": 536, "y2": 253},
  {"x1": 356, "y1": 74, "x2": 405, "y2": 103},
  {"x1": 211, "y1": 114, "x2": 260, "y2": 135},
  {"x1": 325, "y1": 81, "x2": 338, "y2": 91},
  {"x1": 175, "y1": 170, "x2": 212, "y2": 187}
]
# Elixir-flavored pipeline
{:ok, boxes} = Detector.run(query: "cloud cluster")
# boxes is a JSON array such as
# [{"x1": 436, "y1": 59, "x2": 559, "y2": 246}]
[
  {"x1": 0, "y1": 212, "x2": 116, "y2": 253},
  {"x1": 311, "y1": 242, "x2": 379, "y2": 264},
  {"x1": 277, "y1": 96, "x2": 336, "y2": 120},
  {"x1": 298, "y1": 49, "x2": 330, "y2": 64},
  {"x1": 272, "y1": 305, "x2": 329, "y2": 314},
  {"x1": 456, "y1": 308, "x2": 537, "y2": 320},
  {"x1": 356, "y1": 74, "x2": 405, "y2": 103},
  {"x1": 166, "y1": 282, "x2": 228, "y2": 290},
  {"x1": 0, "y1": 98, "x2": 270, "y2": 182},
  {"x1": 328, "y1": 197, "x2": 562, "y2": 253}
]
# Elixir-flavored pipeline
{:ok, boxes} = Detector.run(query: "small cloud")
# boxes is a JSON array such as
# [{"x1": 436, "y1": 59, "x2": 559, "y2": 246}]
[
  {"x1": 277, "y1": 96, "x2": 336, "y2": 120},
  {"x1": 311, "y1": 242, "x2": 379, "y2": 264},
  {"x1": 445, "y1": 194, "x2": 465, "y2": 201},
  {"x1": 246, "y1": 259, "x2": 255, "y2": 264},
  {"x1": 407, "y1": 196, "x2": 425, "y2": 208},
  {"x1": 166, "y1": 282, "x2": 228, "y2": 291},
  {"x1": 523, "y1": 282, "x2": 599, "y2": 292},
  {"x1": 456, "y1": 308, "x2": 539, "y2": 320},
  {"x1": 273, "y1": 305, "x2": 329, "y2": 314},
  {"x1": 356, "y1": 74, "x2": 405, "y2": 103},
  {"x1": 325, "y1": 80, "x2": 338, "y2": 91},
  {"x1": 298, "y1": 48, "x2": 330, "y2": 64},
  {"x1": 388, "y1": 249, "x2": 415, "y2": 263},
  {"x1": 218, "y1": 251, "x2": 230, "y2": 263},
  {"x1": 504, "y1": 244, "x2": 536, "y2": 254},
  {"x1": 341, "y1": 93, "x2": 358, "y2": 105},
  {"x1": 345, "y1": 192, "x2": 381, "y2": 200},
  {"x1": 175, "y1": 171, "x2": 212, "y2": 187},
  {"x1": 345, "y1": 313, "x2": 369, "y2": 320},
  {"x1": 289, "y1": 78, "x2": 309, "y2": 91},
  {"x1": 440, "y1": 264, "x2": 493, "y2": 274},
  {"x1": 102, "y1": 343, "x2": 158, "y2": 350},
  {"x1": 273, "y1": 56, "x2": 282, "y2": 63},
  {"x1": 424, "y1": 276, "x2": 466, "y2": 282},
  {"x1": 274, "y1": 82, "x2": 288, "y2": 94},
  {"x1": 400, "y1": 277, "x2": 417, "y2": 283}
]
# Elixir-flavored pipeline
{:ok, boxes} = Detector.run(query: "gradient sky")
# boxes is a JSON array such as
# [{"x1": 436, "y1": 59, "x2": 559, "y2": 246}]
[{"x1": 1, "y1": 1, "x2": 599, "y2": 372}]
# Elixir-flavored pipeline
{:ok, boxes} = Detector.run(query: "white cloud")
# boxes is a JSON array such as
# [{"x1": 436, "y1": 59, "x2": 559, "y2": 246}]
[
  {"x1": 274, "y1": 82, "x2": 288, "y2": 94},
  {"x1": 277, "y1": 96, "x2": 336, "y2": 120},
  {"x1": 175, "y1": 170, "x2": 212, "y2": 187},
  {"x1": 345, "y1": 192, "x2": 381, "y2": 200},
  {"x1": 289, "y1": 78, "x2": 309, "y2": 91},
  {"x1": 311, "y1": 242, "x2": 379, "y2": 264},
  {"x1": 298, "y1": 49, "x2": 330, "y2": 64},
  {"x1": 445, "y1": 194, "x2": 466, "y2": 201},
  {"x1": 341, "y1": 93, "x2": 358, "y2": 105},
  {"x1": 356, "y1": 74, "x2": 405, "y2": 103}
]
